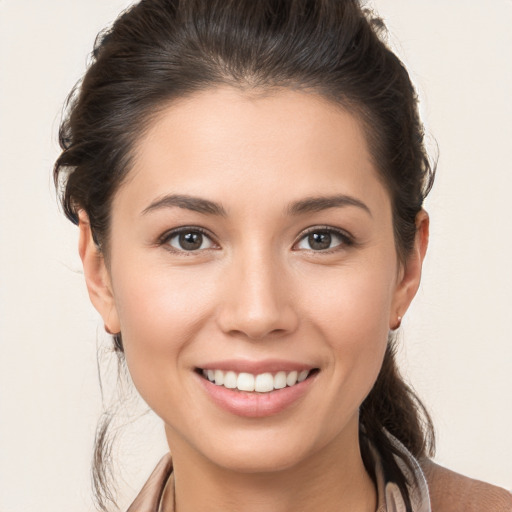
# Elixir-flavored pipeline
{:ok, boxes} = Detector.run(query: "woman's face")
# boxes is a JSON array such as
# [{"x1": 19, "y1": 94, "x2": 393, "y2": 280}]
[{"x1": 81, "y1": 87, "x2": 426, "y2": 474}]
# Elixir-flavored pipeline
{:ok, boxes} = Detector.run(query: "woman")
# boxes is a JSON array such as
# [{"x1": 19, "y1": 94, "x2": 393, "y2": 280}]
[{"x1": 53, "y1": 0, "x2": 511, "y2": 511}]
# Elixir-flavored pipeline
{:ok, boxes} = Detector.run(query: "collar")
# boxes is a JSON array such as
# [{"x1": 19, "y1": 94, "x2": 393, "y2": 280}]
[
  {"x1": 374, "y1": 433, "x2": 431, "y2": 512},
  {"x1": 128, "y1": 435, "x2": 431, "y2": 512}
]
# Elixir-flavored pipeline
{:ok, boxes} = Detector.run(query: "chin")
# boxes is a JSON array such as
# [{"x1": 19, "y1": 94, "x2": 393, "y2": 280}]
[
  {"x1": 185, "y1": 418, "x2": 351, "y2": 476},
  {"x1": 207, "y1": 440, "x2": 313, "y2": 474}
]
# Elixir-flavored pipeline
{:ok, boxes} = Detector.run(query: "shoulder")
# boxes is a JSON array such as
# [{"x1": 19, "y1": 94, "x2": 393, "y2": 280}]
[{"x1": 420, "y1": 459, "x2": 512, "y2": 512}]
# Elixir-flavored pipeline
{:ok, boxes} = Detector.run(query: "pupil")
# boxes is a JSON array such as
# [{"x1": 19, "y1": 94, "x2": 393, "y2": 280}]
[
  {"x1": 309, "y1": 232, "x2": 331, "y2": 250},
  {"x1": 179, "y1": 232, "x2": 202, "y2": 250}
]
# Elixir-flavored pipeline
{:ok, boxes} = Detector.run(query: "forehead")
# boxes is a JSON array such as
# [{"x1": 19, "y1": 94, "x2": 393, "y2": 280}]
[{"x1": 117, "y1": 86, "x2": 390, "y2": 216}]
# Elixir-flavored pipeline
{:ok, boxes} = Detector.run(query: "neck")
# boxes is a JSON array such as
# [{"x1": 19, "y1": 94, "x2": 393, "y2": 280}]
[{"x1": 162, "y1": 423, "x2": 376, "y2": 512}]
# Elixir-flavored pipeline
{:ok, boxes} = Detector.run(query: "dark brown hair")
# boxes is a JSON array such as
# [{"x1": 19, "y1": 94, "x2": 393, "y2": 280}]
[{"x1": 54, "y1": 0, "x2": 435, "y2": 510}]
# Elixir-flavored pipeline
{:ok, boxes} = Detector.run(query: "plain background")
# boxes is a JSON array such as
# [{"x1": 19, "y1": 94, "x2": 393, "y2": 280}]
[{"x1": 1, "y1": 1, "x2": 511, "y2": 510}]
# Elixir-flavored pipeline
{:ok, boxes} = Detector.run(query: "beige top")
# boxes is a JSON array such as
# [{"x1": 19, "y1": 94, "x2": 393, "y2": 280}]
[{"x1": 126, "y1": 436, "x2": 512, "y2": 512}]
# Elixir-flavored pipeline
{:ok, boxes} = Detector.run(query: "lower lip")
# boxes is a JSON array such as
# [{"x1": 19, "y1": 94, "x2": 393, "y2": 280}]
[{"x1": 197, "y1": 372, "x2": 316, "y2": 418}]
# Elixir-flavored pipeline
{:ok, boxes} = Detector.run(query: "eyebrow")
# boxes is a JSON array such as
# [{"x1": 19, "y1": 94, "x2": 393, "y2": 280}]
[
  {"x1": 141, "y1": 194, "x2": 227, "y2": 216},
  {"x1": 141, "y1": 193, "x2": 371, "y2": 218},
  {"x1": 287, "y1": 195, "x2": 372, "y2": 217}
]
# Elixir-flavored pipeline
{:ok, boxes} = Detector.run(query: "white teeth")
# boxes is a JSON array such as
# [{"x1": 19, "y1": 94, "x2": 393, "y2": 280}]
[
  {"x1": 202, "y1": 368, "x2": 313, "y2": 393},
  {"x1": 274, "y1": 371, "x2": 287, "y2": 389},
  {"x1": 214, "y1": 369, "x2": 224, "y2": 386},
  {"x1": 224, "y1": 371, "x2": 237, "y2": 389},
  {"x1": 298, "y1": 370, "x2": 309, "y2": 382},
  {"x1": 255, "y1": 372, "x2": 274, "y2": 392},
  {"x1": 237, "y1": 372, "x2": 255, "y2": 392},
  {"x1": 286, "y1": 370, "x2": 298, "y2": 386}
]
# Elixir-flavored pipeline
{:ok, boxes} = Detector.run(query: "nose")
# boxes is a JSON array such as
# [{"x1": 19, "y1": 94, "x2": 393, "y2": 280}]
[{"x1": 216, "y1": 248, "x2": 299, "y2": 340}]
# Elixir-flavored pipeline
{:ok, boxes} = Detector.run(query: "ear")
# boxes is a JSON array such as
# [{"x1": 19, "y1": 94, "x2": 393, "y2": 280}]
[
  {"x1": 390, "y1": 210, "x2": 429, "y2": 329},
  {"x1": 78, "y1": 211, "x2": 120, "y2": 334}
]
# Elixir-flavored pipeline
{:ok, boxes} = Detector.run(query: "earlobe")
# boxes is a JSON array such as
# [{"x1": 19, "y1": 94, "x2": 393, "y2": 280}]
[
  {"x1": 390, "y1": 210, "x2": 429, "y2": 329},
  {"x1": 78, "y1": 211, "x2": 120, "y2": 334}
]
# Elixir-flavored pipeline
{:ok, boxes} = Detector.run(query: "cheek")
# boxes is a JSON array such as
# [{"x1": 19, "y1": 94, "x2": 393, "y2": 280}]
[
  {"x1": 302, "y1": 258, "x2": 396, "y2": 341},
  {"x1": 108, "y1": 259, "x2": 218, "y2": 395},
  {"x1": 299, "y1": 259, "x2": 396, "y2": 395}
]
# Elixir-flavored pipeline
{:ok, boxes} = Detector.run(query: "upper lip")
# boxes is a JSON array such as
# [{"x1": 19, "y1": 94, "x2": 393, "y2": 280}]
[{"x1": 197, "y1": 359, "x2": 317, "y2": 375}]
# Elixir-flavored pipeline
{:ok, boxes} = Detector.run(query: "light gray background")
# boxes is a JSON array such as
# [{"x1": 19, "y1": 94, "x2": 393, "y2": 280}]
[{"x1": 1, "y1": 1, "x2": 511, "y2": 511}]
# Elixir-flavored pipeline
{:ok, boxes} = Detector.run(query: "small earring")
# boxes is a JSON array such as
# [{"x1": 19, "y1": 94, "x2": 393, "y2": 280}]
[
  {"x1": 105, "y1": 325, "x2": 124, "y2": 352},
  {"x1": 392, "y1": 316, "x2": 402, "y2": 331}
]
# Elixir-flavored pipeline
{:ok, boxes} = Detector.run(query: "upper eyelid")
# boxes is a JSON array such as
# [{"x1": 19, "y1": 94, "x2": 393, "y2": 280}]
[
  {"x1": 296, "y1": 225, "x2": 353, "y2": 240},
  {"x1": 292, "y1": 225, "x2": 355, "y2": 251},
  {"x1": 156, "y1": 224, "x2": 353, "y2": 247},
  {"x1": 300, "y1": 225, "x2": 348, "y2": 233},
  {"x1": 158, "y1": 226, "x2": 218, "y2": 246}
]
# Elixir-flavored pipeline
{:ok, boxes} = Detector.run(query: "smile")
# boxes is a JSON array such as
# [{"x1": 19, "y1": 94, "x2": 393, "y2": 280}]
[
  {"x1": 201, "y1": 369, "x2": 312, "y2": 393},
  {"x1": 197, "y1": 365, "x2": 319, "y2": 417}
]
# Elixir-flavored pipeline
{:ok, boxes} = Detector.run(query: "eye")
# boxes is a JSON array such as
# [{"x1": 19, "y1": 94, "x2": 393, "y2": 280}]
[
  {"x1": 295, "y1": 228, "x2": 351, "y2": 251},
  {"x1": 163, "y1": 228, "x2": 216, "y2": 252}
]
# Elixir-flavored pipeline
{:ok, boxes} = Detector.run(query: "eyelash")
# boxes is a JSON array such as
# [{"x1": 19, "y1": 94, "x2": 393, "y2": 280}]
[
  {"x1": 293, "y1": 226, "x2": 355, "y2": 253},
  {"x1": 158, "y1": 226, "x2": 218, "y2": 254},
  {"x1": 157, "y1": 225, "x2": 354, "y2": 254}
]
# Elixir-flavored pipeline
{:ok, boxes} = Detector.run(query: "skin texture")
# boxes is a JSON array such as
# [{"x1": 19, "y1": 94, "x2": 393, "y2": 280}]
[{"x1": 79, "y1": 87, "x2": 428, "y2": 512}]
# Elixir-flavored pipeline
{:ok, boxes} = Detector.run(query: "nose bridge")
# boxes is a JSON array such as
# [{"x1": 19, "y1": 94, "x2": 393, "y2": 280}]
[{"x1": 218, "y1": 241, "x2": 297, "y2": 339}]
